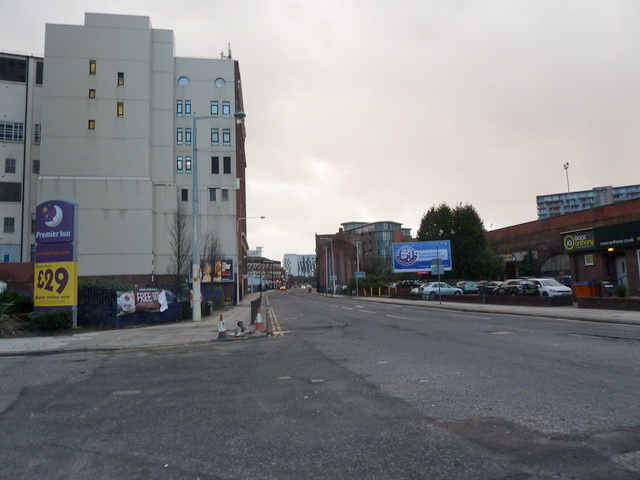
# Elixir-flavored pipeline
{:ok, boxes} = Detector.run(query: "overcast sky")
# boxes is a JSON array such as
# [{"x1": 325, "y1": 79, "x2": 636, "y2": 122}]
[{"x1": 4, "y1": 1, "x2": 640, "y2": 261}]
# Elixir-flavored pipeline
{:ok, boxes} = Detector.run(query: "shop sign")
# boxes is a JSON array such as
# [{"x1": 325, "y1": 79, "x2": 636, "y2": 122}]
[
  {"x1": 596, "y1": 222, "x2": 640, "y2": 249},
  {"x1": 563, "y1": 230, "x2": 595, "y2": 251}
]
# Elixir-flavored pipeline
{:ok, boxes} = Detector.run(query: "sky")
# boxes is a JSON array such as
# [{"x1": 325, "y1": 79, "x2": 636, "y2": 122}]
[{"x1": 4, "y1": 1, "x2": 640, "y2": 262}]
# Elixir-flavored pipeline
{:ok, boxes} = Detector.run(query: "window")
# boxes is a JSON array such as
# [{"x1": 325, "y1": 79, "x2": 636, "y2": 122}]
[
  {"x1": 5, "y1": 158, "x2": 16, "y2": 174},
  {"x1": 221, "y1": 189, "x2": 229, "y2": 201},
  {"x1": 89, "y1": 60, "x2": 96, "y2": 74},
  {"x1": 3, "y1": 253, "x2": 10, "y2": 263},
  {"x1": 0, "y1": 121, "x2": 24, "y2": 142},
  {"x1": 0, "y1": 182, "x2": 21, "y2": 202},
  {"x1": 209, "y1": 188, "x2": 217, "y2": 201},
  {"x1": 31, "y1": 214, "x2": 36, "y2": 234},
  {"x1": 223, "y1": 156, "x2": 231, "y2": 174},
  {"x1": 211, "y1": 128, "x2": 219, "y2": 146},
  {"x1": 117, "y1": 72, "x2": 124, "y2": 86},
  {"x1": 223, "y1": 129, "x2": 231, "y2": 146},
  {"x1": 176, "y1": 128, "x2": 183, "y2": 145},
  {"x1": 210, "y1": 101, "x2": 219, "y2": 116},
  {"x1": 32, "y1": 159, "x2": 40, "y2": 174},
  {"x1": 185, "y1": 156, "x2": 192, "y2": 173},
  {"x1": 35, "y1": 61, "x2": 43, "y2": 85},
  {"x1": 584, "y1": 254, "x2": 594, "y2": 266},
  {"x1": 181, "y1": 189, "x2": 188, "y2": 202},
  {"x1": 211, "y1": 156, "x2": 219, "y2": 174},
  {"x1": 3, "y1": 217, "x2": 15, "y2": 233},
  {"x1": 89, "y1": 89, "x2": 95, "y2": 99},
  {"x1": 33, "y1": 124, "x2": 41, "y2": 144},
  {"x1": 222, "y1": 101, "x2": 230, "y2": 116},
  {"x1": 185, "y1": 100, "x2": 191, "y2": 117},
  {"x1": 176, "y1": 100, "x2": 183, "y2": 117},
  {"x1": 185, "y1": 128, "x2": 192, "y2": 145},
  {"x1": 88, "y1": 120, "x2": 95, "y2": 130},
  {"x1": 117, "y1": 102, "x2": 124, "y2": 118},
  {"x1": 176, "y1": 156, "x2": 183, "y2": 173}
]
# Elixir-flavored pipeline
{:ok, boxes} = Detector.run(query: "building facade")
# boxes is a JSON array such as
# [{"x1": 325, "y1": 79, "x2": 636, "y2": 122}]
[
  {"x1": 537, "y1": 185, "x2": 640, "y2": 219},
  {"x1": 315, "y1": 221, "x2": 412, "y2": 293},
  {"x1": 0, "y1": 52, "x2": 44, "y2": 263},
  {"x1": 30, "y1": 13, "x2": 249, "y2": 299},
  {"x1": 283, "y1": 254, "x2": 316, "y2": 278}
]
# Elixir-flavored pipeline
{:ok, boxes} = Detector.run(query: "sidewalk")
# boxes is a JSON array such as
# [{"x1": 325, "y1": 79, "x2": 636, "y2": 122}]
[
  {"x1": 0, "y1": 292, "x2": 266, "y2": 357},
  {"x1": 343, "y1": 294, "x2": 640, "y2": 326}
]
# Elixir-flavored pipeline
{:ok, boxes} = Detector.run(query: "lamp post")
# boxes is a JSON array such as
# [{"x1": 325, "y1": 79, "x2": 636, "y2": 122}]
[
  {"x1": 563, "y1": 162, "x2": 571, "y2": 213},
  {"x1": 236, "y1": 216, "x2": 265, "y2": 304},
  {"x1": 354, "y1": 240, "x2": 360, "y2": 298},
  {"x1": 191, "y1": 111, "x2": 246, "y2": 321},
  {"x1": 320, "y1": 237, "x2": 336, "y2": 295}
]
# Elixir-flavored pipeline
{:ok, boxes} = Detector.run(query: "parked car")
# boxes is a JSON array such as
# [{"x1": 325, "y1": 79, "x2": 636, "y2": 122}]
[
  {"x1": 411, "y1": 282, "x2": 463, "y2": 300},
  {"x1": 478, "y1": 281, "x2": 502, "y2": 295},
  {"x1": 491, "y1": 279, "x2": 540, "y2": 296},
  {"x1": 527, "y1": 278, "x2": 573, "y2": 297},
  {"x1": 456, "y1": 281, "x2": 479, "y2": 294}
]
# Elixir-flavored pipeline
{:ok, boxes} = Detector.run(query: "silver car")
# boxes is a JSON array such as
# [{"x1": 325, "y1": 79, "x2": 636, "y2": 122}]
[{"x1": 411, "y1": 282, "x2": 463, "y2": 300}]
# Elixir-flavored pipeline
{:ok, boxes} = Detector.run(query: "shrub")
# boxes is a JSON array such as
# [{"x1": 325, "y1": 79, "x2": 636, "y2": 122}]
[
  {"x1": 614, "y1": 283, "x2": 627, "y2": 298},
  {"x1": 29, "y1": 309, "x2": 72, "y2": 331},
  {"x1": 0, "y1": 291, "x2": 33, "y2": 314}
]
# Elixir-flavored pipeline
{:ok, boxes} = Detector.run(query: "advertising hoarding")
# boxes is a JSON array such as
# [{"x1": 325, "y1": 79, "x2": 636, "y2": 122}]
[{"x1": 392, "y1": 241, "x2": 452, "y2": 273}]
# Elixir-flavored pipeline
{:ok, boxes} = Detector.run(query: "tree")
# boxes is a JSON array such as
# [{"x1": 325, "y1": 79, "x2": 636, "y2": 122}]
[
  {"x1": 168, "y1": 203, "x2": 191, "y2": 300},
  {"x1": 417, "y1": 202, "x2": 504, "y2": 280}
]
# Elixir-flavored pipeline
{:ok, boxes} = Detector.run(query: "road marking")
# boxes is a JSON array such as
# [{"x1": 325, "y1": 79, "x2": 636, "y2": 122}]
[
  {"x1": 491, "y1": 331, "x2": 515, "y2": 335},
  {"x1": 341, "y1": 307, "x2": 354, "y2": 311},
  {"x1": 386, "y1": 314, "x2": 413, "y2": 320}
]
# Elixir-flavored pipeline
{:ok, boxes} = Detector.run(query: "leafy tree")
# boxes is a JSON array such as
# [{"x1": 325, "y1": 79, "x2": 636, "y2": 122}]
[
  {"x1": 417, "y1": 202, "x2": 504, "y2": 280},
  {"x1": 518, "y1": 250, "x2": 536, "y2": 277}
]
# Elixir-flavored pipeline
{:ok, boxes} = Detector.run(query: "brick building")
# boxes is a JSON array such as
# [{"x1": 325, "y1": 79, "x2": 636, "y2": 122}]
[{"x1": 486, "y1": 198, "x2": 640, "y2": 296}]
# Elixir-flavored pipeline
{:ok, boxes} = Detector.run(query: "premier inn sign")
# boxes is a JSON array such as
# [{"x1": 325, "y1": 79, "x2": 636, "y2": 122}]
[{"x1": 562, "y1": 230, "x2": 595, "y2": 252}]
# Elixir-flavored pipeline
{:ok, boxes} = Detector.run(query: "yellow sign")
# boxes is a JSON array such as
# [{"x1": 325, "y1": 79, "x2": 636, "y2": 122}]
[{"x1": 34, "y1": 262, "x2": 78, "y2": 307}]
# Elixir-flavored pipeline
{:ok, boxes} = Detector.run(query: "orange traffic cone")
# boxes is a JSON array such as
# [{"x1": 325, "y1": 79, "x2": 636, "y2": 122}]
[
  {"x1": 217, "y1": 314, "x2": 227, "y2": 341},
  {"x1": 255, "y1": 307, "x2": 264, "y2": 331}
]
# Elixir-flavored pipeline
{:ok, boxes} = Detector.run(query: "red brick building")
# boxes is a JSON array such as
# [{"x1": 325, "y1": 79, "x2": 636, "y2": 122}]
[{"x1": 486, "y1": 198, "x2": 640, "y2": 296}]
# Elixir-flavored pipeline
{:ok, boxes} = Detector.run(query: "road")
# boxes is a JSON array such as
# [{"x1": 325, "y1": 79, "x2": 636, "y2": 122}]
[{"x1": 1, "y1": 288, "x2": 639, "y2": 479}]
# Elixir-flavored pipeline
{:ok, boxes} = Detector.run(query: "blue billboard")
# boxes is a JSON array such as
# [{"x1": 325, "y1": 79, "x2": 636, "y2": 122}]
[{"x1": 392, "y1": 241, "x2": 452, "y2": 273}]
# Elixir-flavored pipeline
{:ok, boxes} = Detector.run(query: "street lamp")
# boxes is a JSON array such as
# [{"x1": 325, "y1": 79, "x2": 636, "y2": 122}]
[
  {"x1": 236, "y1": 216, "x2": 265, "y2": 304},
  {"x1": 191, "y1": 111, "x2": 246, "y2": 321},
  {"x1": 564, "y1": 162, "x2": 571, "y2": 213},
  {"x1": 320, "y1": 237, "x2": 336, "y2": 295}
]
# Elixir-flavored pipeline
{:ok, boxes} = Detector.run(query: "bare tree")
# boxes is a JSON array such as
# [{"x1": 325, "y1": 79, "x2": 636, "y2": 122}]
[{"x1": 168, "y1": 202, "x2": 191, "y2": 300}]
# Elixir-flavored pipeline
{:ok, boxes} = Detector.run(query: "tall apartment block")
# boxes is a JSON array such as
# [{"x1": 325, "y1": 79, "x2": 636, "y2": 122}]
[
  {"x1": 537, "y1": 185, "x2": 640, "y2": 219},
  {"x1": 33, "y1": 13, "x2": 248, "y2": 290},
  {"x1": 0, "y1": 53, "x2": 44, "y2": 263}
]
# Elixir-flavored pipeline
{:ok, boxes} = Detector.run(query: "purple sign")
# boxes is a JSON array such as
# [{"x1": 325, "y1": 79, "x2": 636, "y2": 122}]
[{"x1": 36, "y1": 200, "x2": 76, "y2": 244}]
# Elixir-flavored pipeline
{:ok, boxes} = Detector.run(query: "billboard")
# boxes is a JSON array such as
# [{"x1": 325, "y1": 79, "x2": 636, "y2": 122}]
[
  {"x1": 392, "y1": 241, "x2": 452, "y2": 273},
  {"x1": 202, "y1": 259, "x2": 234, "y2": 283}
]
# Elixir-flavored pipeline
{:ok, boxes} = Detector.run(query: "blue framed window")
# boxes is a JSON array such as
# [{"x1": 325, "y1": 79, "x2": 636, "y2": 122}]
[
  {"x1": 223, "y1": 129, "x2": 231, "y2": 146},
  {"x1": 211, "y1": 101, "x2": 219, "y2": 115},
  {"x1": 176, "y1": 156, "x2": 183, "y2": 173},
  {"x1": 177, "y1": 128, "x2": 183, "y2": 145},
  {"x1": 211, "y1": 128, "x2": 219, "y2": 146},
  {"x1": 176, "y1": 101, "x2": 183, "y2": 117},
  {"x1": 222, "y1": 101, "x2": 230, "y2": 117},
  {"x1": 185, "y1": 100, "x2": 191, "y2": 117},
  {"x1": 185, "y1": 156, "x2": 192, "y2": 173},
  {"x1": 185, "y1": 128, "x2": 192, "y2": 145}
]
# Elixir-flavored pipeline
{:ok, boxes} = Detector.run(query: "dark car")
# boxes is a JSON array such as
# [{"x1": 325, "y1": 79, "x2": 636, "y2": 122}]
[
  {"x1": 492, "y1": 279, "x2": 540, "y2": 296},
  {"x1": 479, "y1": 281, "x2": 502, "y2": 295},
  {"x1": 456, "y1": 281, "x2": 479, "y2": 294}
]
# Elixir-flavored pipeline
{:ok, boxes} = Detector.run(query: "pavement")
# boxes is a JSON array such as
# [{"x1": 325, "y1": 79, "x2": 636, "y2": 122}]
[{"x1": 1, "y1": 291, "x2": 638, "y2": 356}]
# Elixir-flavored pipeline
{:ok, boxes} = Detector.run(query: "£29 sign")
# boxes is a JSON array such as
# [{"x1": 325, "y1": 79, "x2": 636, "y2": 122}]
[
  {"x1": 34, "y1": 200, "x2": 78, "y2": 314},
  {"x1": 34, "y1": 262, "x2": 77, "y2": 306}
]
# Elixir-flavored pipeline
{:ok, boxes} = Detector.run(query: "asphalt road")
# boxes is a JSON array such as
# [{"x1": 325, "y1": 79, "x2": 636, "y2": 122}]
[{"x1": 1, "y1": 288, "x2": 639, "y2": 479}]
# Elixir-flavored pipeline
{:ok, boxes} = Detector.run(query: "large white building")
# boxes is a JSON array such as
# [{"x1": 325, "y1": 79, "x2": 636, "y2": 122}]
[
  {"x1": 283, "y1": 254, "x2": 316, "y2": 278},
  {"x1": 0, "y1": 52, "x2": 43, "y2": 263},
  {"x1": 1, "y1": 13, "x2": 252, "y2": 298}
]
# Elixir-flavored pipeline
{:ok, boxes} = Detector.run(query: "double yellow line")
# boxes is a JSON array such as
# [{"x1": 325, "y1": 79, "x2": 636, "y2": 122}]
[{"x1": 265, "y1": 301, "x2": 285, "y2": 336}]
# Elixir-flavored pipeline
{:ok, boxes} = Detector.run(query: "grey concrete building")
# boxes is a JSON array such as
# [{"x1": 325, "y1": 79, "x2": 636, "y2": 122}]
[{"x1": 37, "y1": 13, "x2": 248, "y2": 292}]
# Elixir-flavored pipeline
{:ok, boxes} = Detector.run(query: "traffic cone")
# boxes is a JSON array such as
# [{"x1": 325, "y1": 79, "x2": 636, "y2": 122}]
[
  {"x1": 217, "y1": 314, "x2": 227, "y2": 341},
  {"x1": 255, "y1": 307, "x2": 264, "y2": 331}
]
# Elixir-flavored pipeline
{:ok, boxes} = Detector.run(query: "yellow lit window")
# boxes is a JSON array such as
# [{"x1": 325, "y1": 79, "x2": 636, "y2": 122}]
[
  {"x1": 89, "y1": 89, "x2": 95, "y2": 99},
  {"x1": 88, "y1": 120, "x2": 95, "y2": 130},
  {"x1": 117, "y1": 72, "x2": 124, "y2": 87},
  {"x1": 89, "y1": 60, "x2": 96, "y2": 74},
  {"x1": 117, "y1": 102, "x2": 124, "y2": 118}
]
